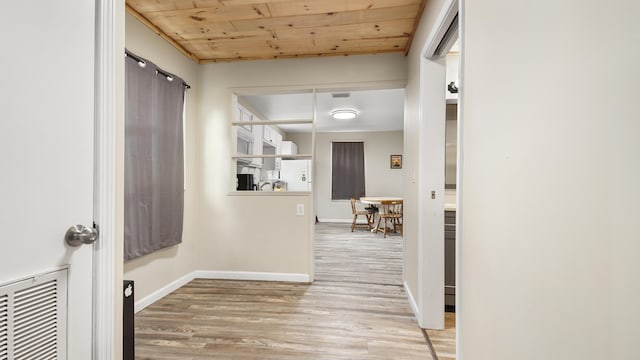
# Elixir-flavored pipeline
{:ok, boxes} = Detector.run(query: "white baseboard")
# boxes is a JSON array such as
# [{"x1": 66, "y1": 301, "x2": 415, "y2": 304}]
[
  {"x1": 404, "y1": 281, "x2": 420, "y2": 324},
  {"x1": 193, "y1": 270, "x2": 311, "y2": 283},
  {"x1": 134, "y1": 272, "x2": 196, "y2": 313},
  {"x1": 318, "y1": 218, "x2": 368, "y2": 224},
  {"x1": 134, "y1": 270, "x2": 311, "y2": 313}
]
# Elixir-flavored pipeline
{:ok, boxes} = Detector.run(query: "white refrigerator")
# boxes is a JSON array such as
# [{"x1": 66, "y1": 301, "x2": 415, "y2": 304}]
[{"x1": 280, "y1": 160, "x2": 312, "y2": 191}]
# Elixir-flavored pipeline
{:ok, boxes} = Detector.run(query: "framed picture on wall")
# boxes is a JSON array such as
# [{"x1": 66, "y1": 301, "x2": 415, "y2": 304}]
[{"x1": 390, "y1": 155, "x2": 402, "y2": 169}]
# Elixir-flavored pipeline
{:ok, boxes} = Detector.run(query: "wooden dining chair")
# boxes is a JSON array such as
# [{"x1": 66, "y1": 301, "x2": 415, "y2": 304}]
[
  {"x1": 374, "y1": 200, "x2": 403, "y2": 238},
  {"x1": 350, "y1": 198, "x2": 373, "y2": 232}
]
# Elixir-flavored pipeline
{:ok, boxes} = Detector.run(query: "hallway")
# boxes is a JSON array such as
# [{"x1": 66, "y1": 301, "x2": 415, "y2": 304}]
[{"x1": 134, "y1": 223, "x2": 445, "y2": 359}]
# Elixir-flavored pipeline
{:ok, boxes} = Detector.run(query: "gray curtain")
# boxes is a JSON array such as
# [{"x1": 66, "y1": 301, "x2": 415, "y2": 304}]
[
  {"x1": 124, "y1": 52, "x2": 186, "y2": 261},
  {"x1": 331, "y1": 142, "x2": 366, "y2": 200}
]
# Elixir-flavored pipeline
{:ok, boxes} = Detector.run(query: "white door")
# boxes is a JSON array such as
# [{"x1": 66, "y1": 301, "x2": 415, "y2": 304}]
[{"x1": 0, "y1": 1, "x2": 96, "y2": 358}]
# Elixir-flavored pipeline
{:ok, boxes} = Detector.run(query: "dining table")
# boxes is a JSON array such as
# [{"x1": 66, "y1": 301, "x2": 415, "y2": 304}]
[
  {"x1": 359, "y1": 197, "x2": 403, "y2": 233},
  {"x1": 359, "y1": 196, "x2": 403, "y2": 205},
  {"x1": 362, "y1": 191, "x2": 456, "y2": 210}
]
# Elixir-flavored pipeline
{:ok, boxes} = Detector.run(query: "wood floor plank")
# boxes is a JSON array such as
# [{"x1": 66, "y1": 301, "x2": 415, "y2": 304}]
[
  {"x1": 426, "y1": 312, "x2": 457, "y2": 360},
  {"x1": 135, "y1": 223, "x2": 455, "y2": 359}
]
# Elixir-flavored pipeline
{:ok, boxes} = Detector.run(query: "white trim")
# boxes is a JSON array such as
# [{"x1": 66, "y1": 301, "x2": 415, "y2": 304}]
[
  {"x1": 134, "y1": 271, "x2": 312, "y2": 313},
  {"x1": 404, "y1": 281, "x2": 420, "y2": 323},
  {"x1": 230, "y1": 80, "x2": 407, "y2": 96},
  {"x1": 456, "y1": 0, "x2": 465, "y2": 356},
  {"x1": 93, "y1": 0, "x2": 117, "y2": 359},
  {"x1": 415, "y1": 0, "x2": 459, "y2": 331},
  {"x1": 318, "y1": 218, "x2": 366, "y2": 224},
  {"x1": 134, "y1": 272, "x2": 196, "y2": 313},
  {"x1": 194, "y1": 270, "x2": 311, "y2": 283},
  {"x1": 422, "y1": 0, "x2": 459, "y2": 59},
  {"x1": 309, "y1": 90, "x2": 317, "y2": 282},
  {"x1": 0, "y1": 266, "x2": 69, "y2": 288},
  {"x1": 416, "y1": 54, "x2": 447, "y2": 330},
  {"x1": 229, "y1": 191, "x2": 313, "y2": 197}
]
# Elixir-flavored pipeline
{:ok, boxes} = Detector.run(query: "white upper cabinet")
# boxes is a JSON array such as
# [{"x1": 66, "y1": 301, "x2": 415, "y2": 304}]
[
  {"x1": 263, "y1": 125, "x2": 275, "y2": 146},
  {"x1": 232, "y1": 92, "x2": 314, "y2": 192},
  {"x1": 281, "y1": 141, "x2": 298, "y2": 157},
  {"x1": 251, "y1": 123, "x2": 263, "y2": 167},
  {"x1": 274, "y1": 131, "x2": 283, "y2": 170}
]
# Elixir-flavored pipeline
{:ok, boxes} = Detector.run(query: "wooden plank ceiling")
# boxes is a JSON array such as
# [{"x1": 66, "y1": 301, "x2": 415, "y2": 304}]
[{"x1": 126, "y1": 0, "x2": 427, "y2": 63}]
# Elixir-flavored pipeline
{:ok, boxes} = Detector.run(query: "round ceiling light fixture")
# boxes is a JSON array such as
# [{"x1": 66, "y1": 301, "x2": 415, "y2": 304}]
[{"x1": 330, "y1": 108, "x2": 359, "y2": 120}]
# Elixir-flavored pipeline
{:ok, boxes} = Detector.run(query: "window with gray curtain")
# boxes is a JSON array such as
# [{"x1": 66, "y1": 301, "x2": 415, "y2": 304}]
[
  {"x1": 331, "y1": 141, "x2": 366, "y2": 200},
  {"x1": 124, "y1": 51, "x2": 186, "y2": 261}
]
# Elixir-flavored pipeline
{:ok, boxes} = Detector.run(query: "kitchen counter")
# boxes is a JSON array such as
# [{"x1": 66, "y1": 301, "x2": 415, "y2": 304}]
[{"x1": 229, "y1": 191, "x2": 311, "y2": 196}]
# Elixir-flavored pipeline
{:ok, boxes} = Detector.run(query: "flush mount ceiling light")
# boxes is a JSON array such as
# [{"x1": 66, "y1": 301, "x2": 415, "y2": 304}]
[{"x1": 330, "y1": 109, "x2": 359, "y2": 120}]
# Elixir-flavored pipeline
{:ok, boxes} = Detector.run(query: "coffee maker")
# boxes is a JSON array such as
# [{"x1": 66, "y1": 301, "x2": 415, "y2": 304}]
[{"x1": 236, "y1": 174, "x2": 256, "y2": 191}]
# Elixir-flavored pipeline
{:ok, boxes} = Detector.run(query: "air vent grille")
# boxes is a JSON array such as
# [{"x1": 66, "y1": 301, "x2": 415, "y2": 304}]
[
  {"x1": 14, "y1": 280, "x2": 58, "y2": 360},
  {"x1": 0, "y1": 295, "x2": 8, "y2": 360},
  {"x1": 0, "y1": 269, "x2": 67, "y2": 360},
  {"x1": 331, "y1": 93, "x2": 350, "y2": 98}
]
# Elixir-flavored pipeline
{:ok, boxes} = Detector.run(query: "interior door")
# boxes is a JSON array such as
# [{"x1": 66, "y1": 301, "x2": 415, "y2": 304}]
[{"x1": 0, "y1": 1, "x2": 96, "y2": 358}]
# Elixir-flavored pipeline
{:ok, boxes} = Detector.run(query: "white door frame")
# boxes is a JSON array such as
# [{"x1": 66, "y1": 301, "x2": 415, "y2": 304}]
[
  {"x1": 93, "y1": 0, "x2": 119, "y2": 358},
  {"x1": 417, "y1": 0, "x2": 459, "y2": 330}
]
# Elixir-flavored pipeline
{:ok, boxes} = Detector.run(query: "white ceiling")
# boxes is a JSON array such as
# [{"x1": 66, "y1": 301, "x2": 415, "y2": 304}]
[{"x1": 242, "y1": 88, "x2": 405, "y2": 133}]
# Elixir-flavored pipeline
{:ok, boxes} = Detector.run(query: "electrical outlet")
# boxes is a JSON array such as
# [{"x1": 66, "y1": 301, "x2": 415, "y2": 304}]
[{"x1": 296, "y1": 204, "x2": 304, "y2": 216}]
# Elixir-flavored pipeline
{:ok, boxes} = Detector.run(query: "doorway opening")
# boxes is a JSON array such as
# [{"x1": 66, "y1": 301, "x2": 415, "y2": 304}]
[
  {"x1": 416, "y1": 0, "x2": 459, "y2": 358},
  {"x1": 237, "y1": 85, "x2": 406, "y2": 280}
]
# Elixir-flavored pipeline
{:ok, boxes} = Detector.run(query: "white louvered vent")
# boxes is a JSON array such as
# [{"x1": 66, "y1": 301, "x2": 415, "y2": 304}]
[
  {"x1": 0, "y1": 269, "x2": 67, "y2": 360},
  {"x1": 0, "y1": 295, "x2": 8, "y2": 360}
]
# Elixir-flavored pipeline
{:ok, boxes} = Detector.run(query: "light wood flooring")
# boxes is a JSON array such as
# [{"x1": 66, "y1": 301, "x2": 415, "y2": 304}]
[
  {"x1": 427, "y1": 312, "x2": 456, "y2": 360},
  {"x1": 134, "y1": 223, "x2": 456, "y2": 359}
]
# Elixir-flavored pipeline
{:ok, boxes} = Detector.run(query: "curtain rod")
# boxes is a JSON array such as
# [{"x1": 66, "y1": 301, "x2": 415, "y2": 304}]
[{"x1": 125, "y1": 51, "x2": 191, "y2": 89}]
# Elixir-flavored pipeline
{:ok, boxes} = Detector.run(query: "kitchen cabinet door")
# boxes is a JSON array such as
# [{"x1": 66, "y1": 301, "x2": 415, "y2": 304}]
[
  {"x1": 263, "y1": 125, "x2": 272, "y2": 144},
  {"x1": 275, "y1": 132, "x2": 283, "y2": 170},
  {"x1": 252, "y1": 124, "x2": 263, "y2": 167},
  {"x1": 444, "y1": 210, "x2": 456, "y2": 309}
]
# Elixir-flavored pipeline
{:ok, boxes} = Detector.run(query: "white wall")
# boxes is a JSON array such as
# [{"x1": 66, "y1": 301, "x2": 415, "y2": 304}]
[
  {"x1": 123, "y1": 14, "x2": 200, "y2": 300},
  {"x1": 114, "y1": 2, "x2": 126, "y2": 357},
  {"x1": 196, "y1": 54, "x2": 407, "y2": 279},
  {"x1": 285, "y1": 132, "x2": 313, "y2": 154},
  {"x1": 403, "y1": 0, "x2": 448, "y2": 326},
  {"x1": 459, "y1": 0, "x2": 640, "y2": 359},
  {"x1": 315, "y1": 131, "x2": 404, "y2": 222}
]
